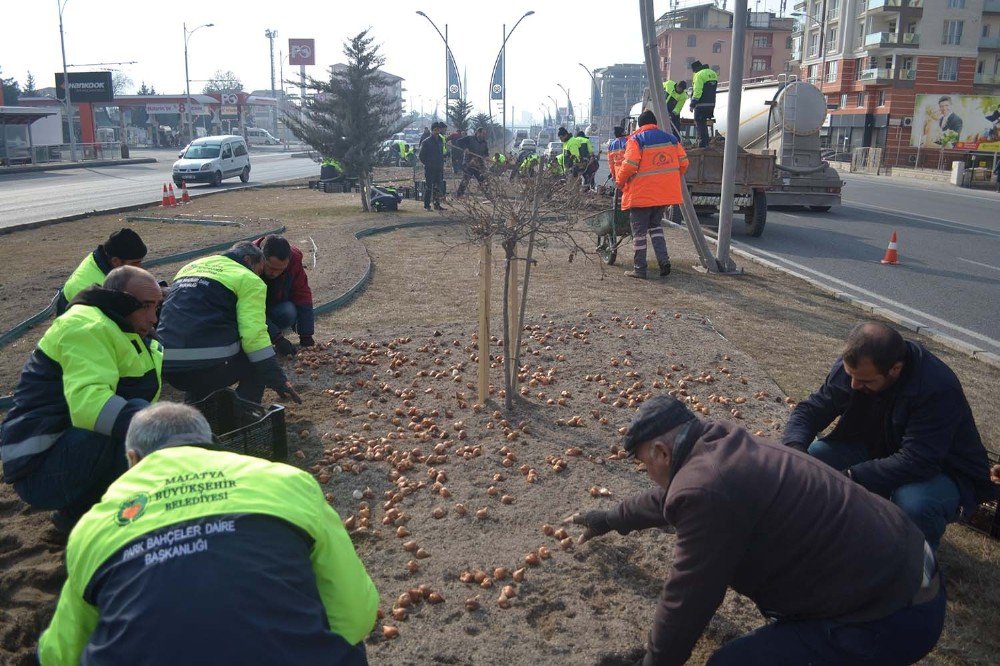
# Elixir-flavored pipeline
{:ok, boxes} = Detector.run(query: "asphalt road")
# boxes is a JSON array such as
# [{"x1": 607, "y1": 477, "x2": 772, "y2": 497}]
[
  {"x1": 721, "y1": 173, "x2": 1000, "y2": 356},
  {"x1": 0, "y1": 150, "x2": 318, "y2": 230}
]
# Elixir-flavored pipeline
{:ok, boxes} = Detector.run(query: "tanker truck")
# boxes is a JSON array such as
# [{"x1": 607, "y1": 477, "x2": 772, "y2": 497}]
[{"x1": 628, "y1": 77, "x2": 843, "y2": 212}]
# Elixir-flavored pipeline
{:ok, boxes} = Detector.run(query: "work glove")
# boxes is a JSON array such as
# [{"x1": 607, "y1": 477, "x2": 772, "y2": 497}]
[
  {"x1": 563, "y1": 510, "x2": 615, "y2": 545},
  {"x1": 274, "y1": 381, "x2": 302, "y2": 404},
  {"x1": 299, "y1": 335, "x2": 315, "y2": 348},
  {"x1": 274, "y1": 336, "x2": 297, "y2": 357}
]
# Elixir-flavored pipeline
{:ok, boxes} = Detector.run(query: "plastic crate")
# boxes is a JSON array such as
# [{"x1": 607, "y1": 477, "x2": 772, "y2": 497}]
[
  {"x1": 192, "y1": 389, "x2": 287, "y2": 462},
  {"x1": 967, "y1": 451, "x2": 999, "y2": 539}
]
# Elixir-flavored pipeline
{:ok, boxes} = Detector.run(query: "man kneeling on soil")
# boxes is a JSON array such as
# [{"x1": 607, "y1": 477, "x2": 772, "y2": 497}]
[
  {"x1": 1, "y1": 266, "x2": 163, "y2": 533},
  {"x1": 252, "y1": 234, "x2": 315, "y2": 356},
  {"x1": 38, "y1": 402, "x2": 379, "y2": 665},
  {"x1": 784, "y1": 322, "x2": 995, "y2": 550},
  {"x1": 567, "y1": 395, "x2": 944, "y2": 666}
]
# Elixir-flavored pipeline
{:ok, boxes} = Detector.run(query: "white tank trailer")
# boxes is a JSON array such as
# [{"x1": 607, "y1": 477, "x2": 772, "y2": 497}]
[{"x1": 632, "y1": 78, "x2": 843, "y2": 210}]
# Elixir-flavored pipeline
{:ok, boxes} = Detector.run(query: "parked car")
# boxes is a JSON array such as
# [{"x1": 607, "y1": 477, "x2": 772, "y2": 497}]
[
  {"x1": 543, "y1": 141, "x2": 563, "y2": 158},
  {"x1": 517, "y1": 139, "x2": 537, "y2": 153},
  {"x1": 172, "y1": 135, "x2": 251, "y2": 187}
]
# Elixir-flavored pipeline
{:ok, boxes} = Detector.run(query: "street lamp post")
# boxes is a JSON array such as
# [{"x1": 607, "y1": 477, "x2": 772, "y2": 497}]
[
  {"x1": 489, "y1": 11, "x2": 535, "y2": 148},
  {"x1": 57, "y1": 0, "x2": 76, "y2": 162},
  {"x1": 265, "y1": 29, "x2": 277, "y2": 137},
  {"x1": 578, "y1": 63, "x2": 602, "y2": 136},
  {"x1": 556, "y1": 83, "x2": 572, "y2": 127},
  {"x1": 184, "y1": 22, "x2": 214, "y2": 145},
  {"x1": 416, "y1": 11, "x2": 462, "y2": 124}
]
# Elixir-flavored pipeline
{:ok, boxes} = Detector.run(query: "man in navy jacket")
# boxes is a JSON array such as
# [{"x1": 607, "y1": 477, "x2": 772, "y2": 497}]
[{"x1": 784, "y1": 322, "x2": 994, "y2": 548}]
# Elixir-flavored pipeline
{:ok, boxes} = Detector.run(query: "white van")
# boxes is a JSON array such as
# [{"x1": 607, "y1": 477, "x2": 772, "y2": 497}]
[
  {"x1": 244, "y1": 127, "x2": 281, "y2": 145},
  {"x1": 172, "y1": 135, "x2": 251, "y2": 187}
]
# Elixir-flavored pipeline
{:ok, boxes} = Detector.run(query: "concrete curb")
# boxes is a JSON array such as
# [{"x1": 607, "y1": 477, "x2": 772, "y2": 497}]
[
  {"x1": 0, "y1": 158, "x2": 157, "y2": 175},
  {"x1": 727, "y1": 245, "x2": 1000, "y2": 370}
]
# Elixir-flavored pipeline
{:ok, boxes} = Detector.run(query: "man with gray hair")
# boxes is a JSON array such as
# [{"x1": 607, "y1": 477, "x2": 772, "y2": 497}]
[
  {"x1": 157, "y1": 242, "x2": 300, "y2": 404},
  {"x1": 2, "y1": 266, "x2": 163, "y2": 532},
  {"x1": 38, "y1": 402, "x2": 378, "y2": 665}
]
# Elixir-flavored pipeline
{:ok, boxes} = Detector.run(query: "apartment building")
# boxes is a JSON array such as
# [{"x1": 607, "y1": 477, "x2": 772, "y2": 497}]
[
  {"x1": 590, "y1": 63, "x2": 647, "y2": 137},
  {"x1": 794, "y1": 0, "x2": 1000, "y2": 168},
  {"x1": 656, "y1": 3, "x2": 796, "y2": 84}
]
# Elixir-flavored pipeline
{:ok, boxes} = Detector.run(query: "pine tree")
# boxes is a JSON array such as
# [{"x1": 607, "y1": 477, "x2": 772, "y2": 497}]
[
  {"x1": 447, "y1": 98, "x2": 474, "y2": 133},
  {"x1": 23, "y1": 71, "x2": 37, "y2": 95},
  {"x1": 284, "y1": 30, "x2": 406, "y2": 211}
]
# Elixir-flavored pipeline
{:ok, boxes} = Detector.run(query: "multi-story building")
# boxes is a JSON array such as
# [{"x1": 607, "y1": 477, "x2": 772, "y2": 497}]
[
  {"x1": 588, "y1": 63, "x2": 647, "y2": 137},
  {"x1": 656, "y1": 3, "x2": 796, "y2": 84},
  {"x1": 793, "y1": 0, "x2": 1000, "y2": 168}
]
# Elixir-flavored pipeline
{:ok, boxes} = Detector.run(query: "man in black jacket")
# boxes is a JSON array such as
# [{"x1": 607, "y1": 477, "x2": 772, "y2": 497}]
[
  {"x1": 455, "y1": 126, "x2": 490, "y2": 197},
  {"x1": 567, "y1": 395, "x2": 944, "y2": 666},
  {"x1": 419, "y1": 121, "x2": 447, "y2": 210},
  {"x1": 784, "y1": 322, "x2": 994, "y2": 549}
]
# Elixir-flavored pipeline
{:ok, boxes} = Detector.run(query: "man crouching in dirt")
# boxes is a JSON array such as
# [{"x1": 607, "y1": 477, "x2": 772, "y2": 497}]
[
  {"x1": 565, "y1": 395, "x2": 944, "y2": 666},
  {"x1": 38, "y1": 402, "x2": 378, "y2": 666}
]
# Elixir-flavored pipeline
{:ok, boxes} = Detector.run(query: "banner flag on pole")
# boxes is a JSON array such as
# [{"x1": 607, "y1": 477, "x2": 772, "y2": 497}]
[
  {"x1": 490, "y1": 53, "x2": 504, "y2": 101},
  {"x1": 447, "y1": 50, "x2": 462, "y2": 100}
]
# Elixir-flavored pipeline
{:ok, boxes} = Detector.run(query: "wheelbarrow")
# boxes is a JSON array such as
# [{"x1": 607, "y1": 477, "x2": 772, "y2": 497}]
[{"x1": 585, "y1": 191, "x2": 631, "y2": 265}]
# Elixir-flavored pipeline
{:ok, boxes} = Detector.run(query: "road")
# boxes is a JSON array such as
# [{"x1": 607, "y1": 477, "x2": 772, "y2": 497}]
[
  {"x1": 723, "y1": 173, "x2": 1000, "y2": 356},
  {"x1": 0, "y1": 150, "x2": 318, "y2": 230}
]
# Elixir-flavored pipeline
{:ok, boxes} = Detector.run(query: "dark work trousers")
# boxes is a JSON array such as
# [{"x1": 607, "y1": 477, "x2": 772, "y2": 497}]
[
  {"x1": 13, "y1": 427, "x2": 127, "y2": 525},
  {"x1": 266, "y1": 301, "x2": 298, "y2": 339},
  {"x1": 668, "y1": 112, "x2": 683, "y2": 135},
  {"x1": 694, "y1": 105, "x2": 715, "y2": 147},
  {"x1": 456, "y1": 166, "x2": 486, "y2": 197},
  {"x1": 707, "y1": 579, "x2": 946, "y2": 666},
  {"x1": 165, "y1": 353, "x2": 265, "y2": 405},
  {"x1": 629, "y1": 206, "x2": 669, "y2": 275},
  {"x1": 423, "y1": 167, "x2": 445, "y2": 209}
]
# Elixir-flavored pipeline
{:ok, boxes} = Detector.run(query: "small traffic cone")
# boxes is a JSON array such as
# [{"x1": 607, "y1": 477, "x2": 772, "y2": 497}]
[
  {"x1": 180, "y1": 182, "x2": 191, "y2": 204},
  {"x1": 160, "y1": 184, "x2": 171, "y2": 207},
  {"x1": 880, "y1": 231, "x2": 899, "y2": 265},
  {"x1": 167, "y1": 184, "x2": 177, "y2": 207}
]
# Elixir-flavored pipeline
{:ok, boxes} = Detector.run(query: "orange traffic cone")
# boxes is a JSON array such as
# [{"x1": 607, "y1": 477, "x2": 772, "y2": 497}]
[
  {"x1": 161, "y1": 184, "x2": 171, "y2": 207},
  {"x1": 880, "y1": 231, "x2": 899, "y2": 265},
  {"x1": 180, "y1": 182, "x2": 191, "y2": 204},
  {"x1": 167, "y1": 184, "x2": 177, "y2": 207}
]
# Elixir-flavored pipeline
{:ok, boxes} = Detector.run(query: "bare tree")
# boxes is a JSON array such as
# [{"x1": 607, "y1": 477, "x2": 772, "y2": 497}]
[
  {"x1": 440, "y1": 172, "x2": 603, "y2": 411},
  {"x1": 112, "y1": 71, "x2": 134, "y2": 95},
  {"x1": 203, "y1": 70, "x2": 244, "y2": 94}
]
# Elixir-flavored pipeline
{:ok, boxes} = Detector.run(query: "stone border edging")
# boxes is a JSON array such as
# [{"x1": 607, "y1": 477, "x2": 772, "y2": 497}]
[{"x1": 0, "y1": 158, "x2": 157, "y2": 175}]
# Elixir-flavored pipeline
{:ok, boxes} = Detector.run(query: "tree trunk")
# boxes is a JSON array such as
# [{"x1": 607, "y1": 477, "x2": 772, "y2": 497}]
[
  {"x1": 501, "y1": 247, "x2": 514, "y2": 412},
  {"x1": 359, "y1": 171, "x2": 370, "y2": 212},
  {"x1": 513, "y1": 229, "x2": 536, "y2": 376}
]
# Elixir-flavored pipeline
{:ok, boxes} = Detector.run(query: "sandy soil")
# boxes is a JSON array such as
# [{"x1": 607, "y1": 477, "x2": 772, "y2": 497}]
[{"x1": 0, "y1": 185, "x2": 996, "y2": 665}]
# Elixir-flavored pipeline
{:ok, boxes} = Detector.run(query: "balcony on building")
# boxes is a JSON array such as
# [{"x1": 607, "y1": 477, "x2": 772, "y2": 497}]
[
  {"x1": 974, "y1": 72, "x2": 1000, "y2": 84},
  {"x1": 858, "y1": 67, "x2": 916, "y2": 85},
  {"x1": 866, "y1": 0, "x2": 923, "y2": 12},
  {"x1": 983, "y1": 0, "x2": 1000, "y2": 13},
  {"x1": 864, "y1": 31, "x2": 919, "y2": 48},
  {"x1": 980, "y1": 36, "x2": 1000, "y2": 50}
]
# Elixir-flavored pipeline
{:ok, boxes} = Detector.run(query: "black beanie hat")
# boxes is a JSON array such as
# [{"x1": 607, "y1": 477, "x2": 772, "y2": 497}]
[
  {"x1": 637, "y1": 110, "x2": 657, "y2": 126},
  {"x1": 103, "y1": 228, "x2": 147, "y2": 261},
  {"x1": 622, "y1": 394, "x2": 695, "y2": 455},
  {"x1": 690, "y1": 60, "x2": 703, "y2": 71}
]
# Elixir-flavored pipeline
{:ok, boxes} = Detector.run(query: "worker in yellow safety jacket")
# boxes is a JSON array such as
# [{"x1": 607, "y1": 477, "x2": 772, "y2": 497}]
[
  {"x1": 662, "y1": 79, "x2": 688, "y2": 134},
  {"x1": 1, "y1": 266, "x2": 163, "y2": 532},
  {"x1": 690, "y1": 61, "x2": 719, "y2": 147},
  {"x1": 56, "y1": 228, "x2": 148, "y2": 315},
  {"x1": 38, "y1": 402, "x2": 379, "y2": 666},
  {"x1": 157, "y1": 241, "x2": 300, "y2": 405},
  {"x1": 615, "y1": 109, "x2": 689, "y2": 280}
]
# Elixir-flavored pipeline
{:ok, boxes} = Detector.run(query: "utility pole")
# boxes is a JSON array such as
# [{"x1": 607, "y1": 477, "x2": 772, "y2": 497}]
[
  {"x1": 57, "y1": 0, "x2": 76, "y2": 162},
  {"x1": 265, "y1": 29, "x2": 277, "y2": 136},
  {"x1": 715, "y1": 0, "x2": 748, "y2": 272}
]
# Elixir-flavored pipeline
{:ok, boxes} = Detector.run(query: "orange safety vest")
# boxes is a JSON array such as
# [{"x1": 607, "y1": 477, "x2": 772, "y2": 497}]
[
  {"x1": 616, "y1": 123, "x2": 688, "y2": 210},
  {"x1": 606, "y1": 136, "x2": 628, "y2": 182}
]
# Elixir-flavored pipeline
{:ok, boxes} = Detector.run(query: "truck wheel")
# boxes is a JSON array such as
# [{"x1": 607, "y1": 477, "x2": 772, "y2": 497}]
[
  {"x1": 597, "y1": 234, "x2": 618, "y2": 265},
  {"x1": 809, "y1": 205, "x2": 831, "y2": 212},
  {"x1": 745, "y1": 191, "x2": 767, "y2": 237}
]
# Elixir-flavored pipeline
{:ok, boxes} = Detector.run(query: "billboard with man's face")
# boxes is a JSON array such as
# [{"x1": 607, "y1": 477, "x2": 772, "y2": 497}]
[{"x1": 910, "y1": 94, "x2": 1000, "y2": 151}]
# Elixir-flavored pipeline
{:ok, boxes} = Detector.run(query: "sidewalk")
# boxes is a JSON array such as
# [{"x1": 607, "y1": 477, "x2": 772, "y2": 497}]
[{"x1": 0, "y1": 157, "x2": 157, "y2": 175}]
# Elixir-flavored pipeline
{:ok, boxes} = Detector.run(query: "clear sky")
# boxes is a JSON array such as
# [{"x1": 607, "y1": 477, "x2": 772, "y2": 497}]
[{"x1": 4, "y1": 0, "x2": 787, "y2": 125}]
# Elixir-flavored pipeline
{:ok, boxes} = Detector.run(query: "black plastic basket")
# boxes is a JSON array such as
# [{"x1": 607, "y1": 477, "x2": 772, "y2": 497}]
[
  {"x1": 192, "y1": 389, "x2": 287, "y2": 462},
  {"x1": 967, "y1": 451, "x2": 999, "y2": 539}
]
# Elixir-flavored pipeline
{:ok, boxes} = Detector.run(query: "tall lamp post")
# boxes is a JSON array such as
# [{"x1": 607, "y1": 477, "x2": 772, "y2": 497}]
[
  {"x1": 184, "y1": 22, "x2": 214, "y2": 144},
  {"x1": 416, "y1": 11, "x2": 462, "y2": 123},
  {"x1": 57, "y1": 0, "x2": 77, "y2": 162},
  {"x1": 265, "y1": 29, "x2": 277, "y2": 137},
  {"x1": 489, "y1": 10, "x2": 535, "y2": 145},
  {"x1": 547, "y1": 95, "x2": 560, "y2": 125},
  {"x1": 578, "y1": 63, "x2": 602, "y2": 135},
  {"x1": 556, "y1": 83, "x2": 572, "y2": 126}
]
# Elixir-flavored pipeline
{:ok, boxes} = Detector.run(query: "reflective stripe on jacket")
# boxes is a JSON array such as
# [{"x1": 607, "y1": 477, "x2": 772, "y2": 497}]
[
  {"x1": 38, "y1": 446, "x2": 380, "y2": 665},
  {"x1": 1, "y1": 293, "x2": 162, "y2": 480},
  {"x1": 57, "y1": 249, "x2": 111, "y2": 315},
  {"x1": 157, "y1": 253, "x2": 273, "y2": 370},
  {"x1": 663, "y1": 80, "x2": 687, "y2": 115},
  {"x1": 616, "y1": 124, "x2": 689, "y2": 210},
  {"x1": 606, "y1": 136, "x2": 628, "y2": 181}
]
